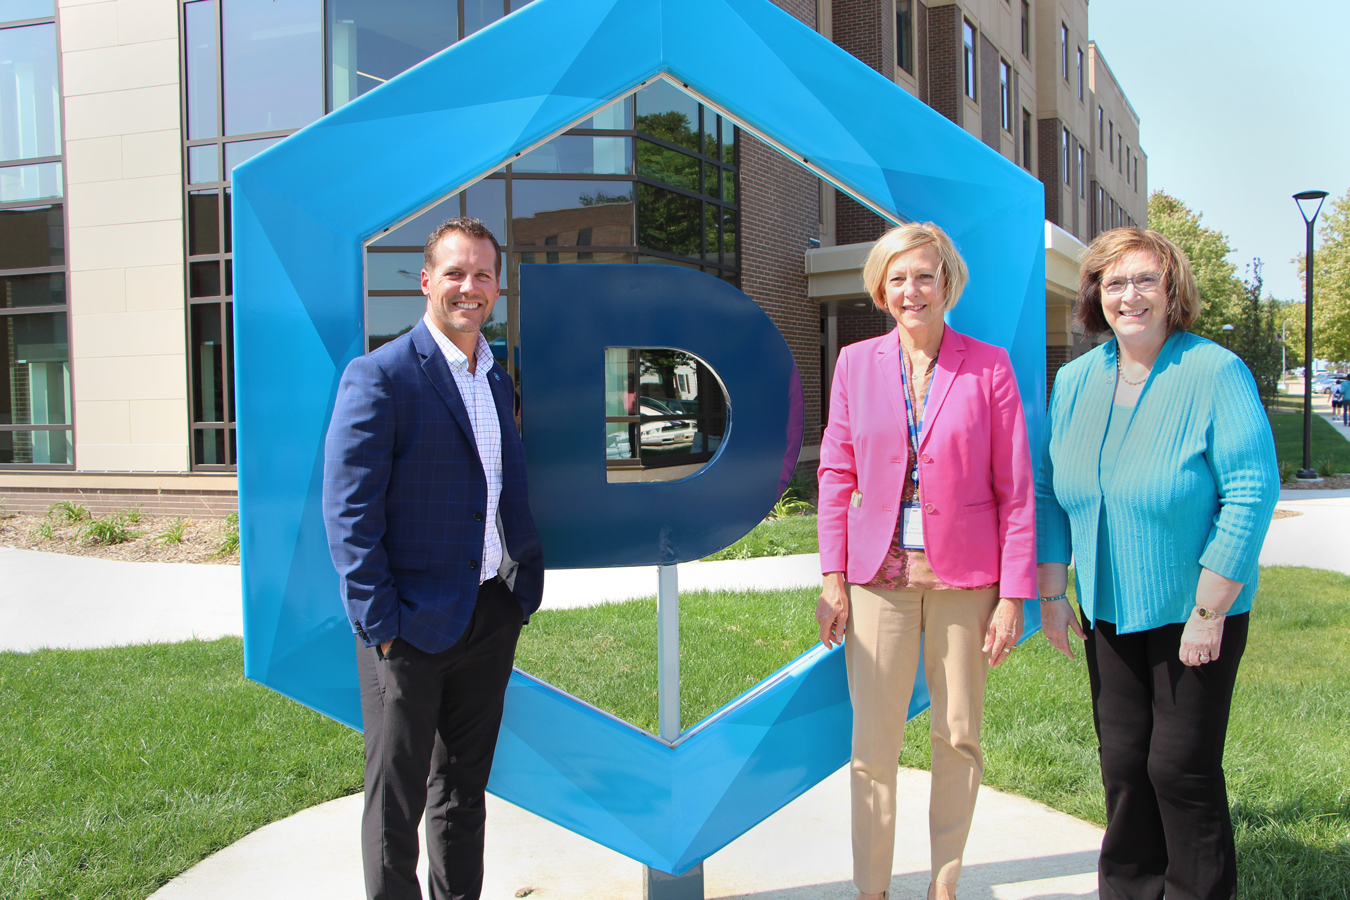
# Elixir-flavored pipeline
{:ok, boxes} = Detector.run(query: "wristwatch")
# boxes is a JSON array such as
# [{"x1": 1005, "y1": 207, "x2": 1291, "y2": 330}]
[{"x1": 1194, "y1": 606, "x2": 1226, "y2": 620}]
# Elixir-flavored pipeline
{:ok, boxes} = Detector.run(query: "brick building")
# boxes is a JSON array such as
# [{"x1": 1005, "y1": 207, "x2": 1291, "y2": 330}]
[{"x1": 0, "y1": 0, "x2": 1146, "y2": 511}]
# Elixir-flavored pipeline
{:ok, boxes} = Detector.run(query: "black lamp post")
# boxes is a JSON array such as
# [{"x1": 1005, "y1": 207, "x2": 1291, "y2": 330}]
[
  {"x1": 1222, "y1": 323, "x2": 1234, "y2": 350},
  {"x1": 1295, "y1": 190, "x2": 1329, "y2": 480}
]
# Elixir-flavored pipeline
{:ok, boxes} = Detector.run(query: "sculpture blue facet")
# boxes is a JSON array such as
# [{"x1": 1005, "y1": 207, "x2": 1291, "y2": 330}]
[{"x1": 232, "y1": 0, "x2": 1046, "y2": 877}]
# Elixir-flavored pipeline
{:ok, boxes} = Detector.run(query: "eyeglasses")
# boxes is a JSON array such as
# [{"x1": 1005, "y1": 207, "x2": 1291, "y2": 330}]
[{"x1": 1102, "y1": 272, "x2": 1161, "y2": 295}]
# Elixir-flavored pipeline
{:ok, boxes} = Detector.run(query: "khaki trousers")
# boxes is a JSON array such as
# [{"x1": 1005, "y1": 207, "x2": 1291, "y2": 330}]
[{"x1": 845, "y1": 583, "x2": 999, "y2": 893}]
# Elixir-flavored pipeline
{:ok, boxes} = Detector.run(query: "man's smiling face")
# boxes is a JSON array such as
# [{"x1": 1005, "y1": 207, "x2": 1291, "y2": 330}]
[{"x1": 421, "y1": 231, "x2": 500, "y2": 348}]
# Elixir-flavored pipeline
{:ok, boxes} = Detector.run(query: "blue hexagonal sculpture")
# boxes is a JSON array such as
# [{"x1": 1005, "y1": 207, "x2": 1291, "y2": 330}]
[{"x1": 233, "y1": 0, "x2": 1045, "y2": 877}]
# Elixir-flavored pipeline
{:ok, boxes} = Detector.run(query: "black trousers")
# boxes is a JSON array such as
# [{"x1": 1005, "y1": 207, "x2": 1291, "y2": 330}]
[
  {"x1": 357, "y1": 578, "x2": 523, "y2": 900},
  {"x1": 1083, "y1": 613, "x2": 1248, "y2": 900}
]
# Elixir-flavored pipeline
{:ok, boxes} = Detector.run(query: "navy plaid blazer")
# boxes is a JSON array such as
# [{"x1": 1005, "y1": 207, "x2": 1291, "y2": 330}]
[{"x1": 323, "y1": 318, "x2": 544, "y2": 653}]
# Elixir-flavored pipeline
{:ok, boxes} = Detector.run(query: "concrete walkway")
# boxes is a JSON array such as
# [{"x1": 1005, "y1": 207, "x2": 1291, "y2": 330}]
[
  {"x1": 149, "y1": 768, "x2": 1102, "y2": 900},
  {"x1": 5, "y1": 490, "x2": 1348, "y2": 900}
]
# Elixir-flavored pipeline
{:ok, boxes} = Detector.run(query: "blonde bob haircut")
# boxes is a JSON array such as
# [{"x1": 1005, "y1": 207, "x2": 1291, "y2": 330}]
[
  {"x1": 1076, "y1": 228, "x2": 1202, "y2": 336},
  {"x1": 861, "y1": 222, "x2": 970, "y2": 314}
]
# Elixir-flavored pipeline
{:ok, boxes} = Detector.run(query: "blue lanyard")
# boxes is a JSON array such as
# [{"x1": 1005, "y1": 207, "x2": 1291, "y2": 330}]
[{"x1": 900, "y1": 351, "x2": 935, "y2": 483}]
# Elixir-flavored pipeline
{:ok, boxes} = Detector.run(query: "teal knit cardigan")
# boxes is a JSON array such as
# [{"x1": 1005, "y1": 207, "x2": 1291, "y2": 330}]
[{"x1": 1035, "y1": 331, "x2": 1279, "y2": 633}]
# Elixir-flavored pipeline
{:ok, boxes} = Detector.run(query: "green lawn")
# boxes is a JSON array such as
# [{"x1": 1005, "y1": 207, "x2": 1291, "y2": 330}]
[
  {"x1": 0, "y1": 640, "x2": 363, "y2": 900},
  {"x1": 1268, "y1": 408, "x2": 1350, "y2": 476},
  {"x1": 701, "y1": 513, "x2": 818, "y2": 560},
  {"x1": 6, "y1": 568, "x2": 1348, "y2": 899}
]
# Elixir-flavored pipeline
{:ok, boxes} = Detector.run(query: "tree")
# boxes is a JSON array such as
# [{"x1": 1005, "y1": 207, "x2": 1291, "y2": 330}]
[
  {"x1": 1230, "y1": 261, "x2": 1284, "y2": 405},
  {"x1": 1147, "y1": 190, "x2": 1245, "y2": 343},
  {"x1": 1294, "y1": 188, "x2": 1350, "y2": 365}
]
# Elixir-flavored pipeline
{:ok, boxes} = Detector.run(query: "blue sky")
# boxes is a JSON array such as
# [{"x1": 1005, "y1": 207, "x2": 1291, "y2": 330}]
[{"x1": 1089, "y1": 0, "x2": 1350, "y2": 302}]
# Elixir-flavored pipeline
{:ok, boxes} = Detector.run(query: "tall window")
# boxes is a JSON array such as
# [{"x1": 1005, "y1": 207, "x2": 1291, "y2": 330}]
[
  {"x1": 1077, "y1": 145, "x2": 1086, "y2": 198},
  {"x1": 1020, "y1": 1, "x2": 1030, "y2": 59},
  {"x1": 1060, "y1": 23, "x2": 1069, "y2": 80},
  {"x1": 1109, "y1": 121, "x2": 1114, "y2": 161},
  {"x1": 999, "y1": 60, "x2": 1011, "y2": 131},
  {"x1": 1061, "y1": 128, "x2": 1070, "y2": 186},
  {"x1": 1098, "y1": 106, "x2": 1104, "y2": 148},
  {"x1": 1134, "y1": 157, "x2": 1139, "y2": 192},
  {"x1": 963, "y1": 20, "x2": 977, "y2": 101},
  {"x1": 1, "y1": 4, "x2": 71, "y2": 468},
  {"x1": 1021, "y1": 109, "x2": 1032, "y2": 170},
  {"x1": 178, "y1": 0, "x2": 538, "y2": 468},
  {"x1": 1118, "y1": 134, "x2": 1123, "y2": 172},
  {"x1": 896, "y1": 0, "x2": 913, "y2": 75},
  {"x1": 363, "y1": 82, "x2": 740, "y2": 397},
  {"x1": 1076, "y1": 47, "x2": 1084, "y2": 100}
]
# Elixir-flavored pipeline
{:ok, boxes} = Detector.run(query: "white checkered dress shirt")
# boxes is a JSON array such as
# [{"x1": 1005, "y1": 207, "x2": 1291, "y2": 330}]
[{"x1": 424, "y1": 314, "x2": 503, "y2": 582}]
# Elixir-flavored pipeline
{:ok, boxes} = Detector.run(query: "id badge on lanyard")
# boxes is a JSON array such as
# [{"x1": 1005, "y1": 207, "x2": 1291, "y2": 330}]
[{"x1": 900, "y1": 350, "x2": 931, "y2": 550}]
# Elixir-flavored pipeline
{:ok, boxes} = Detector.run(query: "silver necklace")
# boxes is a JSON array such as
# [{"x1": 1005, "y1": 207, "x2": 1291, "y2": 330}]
[{"x1": 1117, "y1": 354, "x2": 1148, "y2": 386}]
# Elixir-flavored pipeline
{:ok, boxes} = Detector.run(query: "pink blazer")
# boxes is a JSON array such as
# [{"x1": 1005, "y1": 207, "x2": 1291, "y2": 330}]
[{"x1": 817, "y1": 326, "x2": 1037, "y2": 599}]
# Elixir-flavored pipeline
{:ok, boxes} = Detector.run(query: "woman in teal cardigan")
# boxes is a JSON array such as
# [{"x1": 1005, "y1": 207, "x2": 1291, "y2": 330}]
[{"x1": 1035, "y1": 228, "x2": 1278, "y2": 900}]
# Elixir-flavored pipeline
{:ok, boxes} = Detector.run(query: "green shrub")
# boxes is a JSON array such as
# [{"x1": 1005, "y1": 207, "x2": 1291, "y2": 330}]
[
  {"x1": 46, "y1": 501, "x2": 90, "y2": 523},
  {"x1": 81, "y1": 515, "x2": 143, "y2": 546},
  {"x1": 156, "y1": 518, "x2": 189, "y2": 546},
  {"x1": 215, "y1": 512, "x2": 240, "y2": 557},
  {"x1": 1277, "y1": 459, "x2": 1296, "y2": 484}
]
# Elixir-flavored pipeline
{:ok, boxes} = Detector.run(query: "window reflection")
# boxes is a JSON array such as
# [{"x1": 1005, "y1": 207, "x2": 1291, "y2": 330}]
[
  {"x1": 0, "y1": 311, "x2": 70, "y2": 464},
  {"x1": 635, "y1": 80, "x2": 700, "y2": 153},
  {"x1": 221, "y1": 0, "x2": 322, "y2": 136},
  {"x1": 512, "y1": 180, "x2": 634, "y2": 250},
  {"x1": 604, "y1": 348, "x2": 728, "y2": 483},
  {"x1": 184, "y1": 1, "x2": 219, "y2": 140},
  {"x1": 637, "y1": 184, "x2": 700, "y2": 259},
  {"x1": 0, "y1": 1, "x2": 55, "y2": 21},
  {"x1": 1, "y1": 272, "x2": 63, "y2": 308},
  {"x1": 0, "y1": 23, "x2": 61, "y2": 162},
  {"x1": 191, "y1": 304, "x2": 224, "y2": 422},
  {"x1": 327, "y1": 0, "x2": 457, "y2": 110},
  {"x1": 0, "y1": 204, "x2": 63, "y2": 269},
  {"x1": 515, "y1": 135, "x2": 632, "y2": 175},
  {"x1": 635, "y1": 139, "x2": 697, "y2": 191},
  {"x1": 0, "y1": 162, "x2": 61, "y2": 203},
  {"x1": 463, "y1": 0, "x2": 502, "y2": 36},
  {"x1": 188, "y1": 190, "x2": 220, "y2": 256},
  {"x1": 188, "y1": 144, "x2": 220, "y2": 184}
]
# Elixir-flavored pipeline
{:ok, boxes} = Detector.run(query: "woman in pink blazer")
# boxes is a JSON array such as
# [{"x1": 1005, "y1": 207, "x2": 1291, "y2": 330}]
[{"x1": 816, "y1": 223, "x2": 1037, "y2": 900}]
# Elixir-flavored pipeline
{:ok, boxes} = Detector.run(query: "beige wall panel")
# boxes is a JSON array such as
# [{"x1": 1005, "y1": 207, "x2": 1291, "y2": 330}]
[
  {"x1": 125, "y1": 264, "x2": 185, "y2": 312},
  {"x1": 129, "y1": 399, "x2": 187, "y2": 445},
  {"x1": 62, "y1": 84, "x2": 179, "y2": 140},
  {"x1": 116, "y1": 0, "x2": 179, "y2": 44},
  {"x1": 77, "y1": 443, "x2": 187, "y2": 472},
  {"x1": 58, "y1": 0, "x2": 111, "y2": 8},
  {"x1": 58, "y1": 2, "x2": 119, "y2": 52},
  {"x1": 73, "y1": 308, "x2": 185, "y2": 359},
  {"x1": 69, "y1": 268, "x2": 127, "y2": 314},
  {"x1": 66, "y1": 174, "x2": 180, "y2": 228},
  {"x1": 121, "y1": 130, "x2": 180, "y2": 178},
  {"x1": 69, "y1": 220, "x2": 183, "y2": 270},
  {"x1": 71, "y1": 355, "x2": 186, "y2": 402},
  {"x1": 75, "y1": 400, "x2": 132, "y2": 444},
  {"x1": 61, "y1": 39, "x2": 178, "y2": 96},
  {"x1": 65, "y1": 136, "x2": 123, "y2": 184}
]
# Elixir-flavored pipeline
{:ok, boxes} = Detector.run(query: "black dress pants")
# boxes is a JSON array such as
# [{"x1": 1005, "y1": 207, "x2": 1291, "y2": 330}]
[
  {"x1": 357, "y1": 578, "x2": 524, "y2": 900},
  {"x1": 1083, "y1": 612, "x2": 1248, "y2": 900}
]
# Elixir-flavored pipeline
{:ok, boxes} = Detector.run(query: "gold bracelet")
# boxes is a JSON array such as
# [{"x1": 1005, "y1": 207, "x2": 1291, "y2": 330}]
[{"x1": 1195, "y1": 606, "x2": 1226, "y2": 620}]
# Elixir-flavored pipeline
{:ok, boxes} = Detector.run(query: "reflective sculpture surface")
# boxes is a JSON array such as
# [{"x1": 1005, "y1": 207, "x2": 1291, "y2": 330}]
[{"x1": 233, "y1": 0, "x2": 1045, "y2": 876}]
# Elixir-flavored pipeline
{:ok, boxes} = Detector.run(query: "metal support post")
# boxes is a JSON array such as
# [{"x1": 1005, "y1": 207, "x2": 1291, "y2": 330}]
[
  {"x1": 645, "y1": 565, "x2": 704, "y2": 899},
  {"x1": 656, "y1": 564, "x2": 680, "y2": 742},
  {"x1": 644, "y1": 863, "x2": 705, "y2": 900}
]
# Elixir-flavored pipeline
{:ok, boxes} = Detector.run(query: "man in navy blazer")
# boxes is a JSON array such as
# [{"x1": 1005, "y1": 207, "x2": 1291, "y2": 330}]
[{"x1": 323, "y1": 217, "x2": 543, "y2": 900}]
